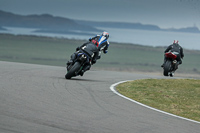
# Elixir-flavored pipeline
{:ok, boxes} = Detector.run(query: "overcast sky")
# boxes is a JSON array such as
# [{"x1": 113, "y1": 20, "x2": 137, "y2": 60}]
[{"x1": 1, "y1": 0, "x2": 200, "y2": 29}]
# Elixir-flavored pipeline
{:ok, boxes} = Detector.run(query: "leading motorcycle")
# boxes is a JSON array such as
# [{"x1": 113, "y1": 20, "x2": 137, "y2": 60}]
[
  {"x1": 65, "y1": 52, "x2": 91, "y2": 79},
  {"x1": 163, "y1": 51, "x2": 179, "y2": 77}
]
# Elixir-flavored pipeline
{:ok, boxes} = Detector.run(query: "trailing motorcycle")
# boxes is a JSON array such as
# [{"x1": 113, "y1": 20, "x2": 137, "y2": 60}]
[
  {"x1": 163, "y1": 51, "x2": 179, "y2": 77},
  {"x1": 65, "y1": 52, "x2": 91, "y2": 79}
]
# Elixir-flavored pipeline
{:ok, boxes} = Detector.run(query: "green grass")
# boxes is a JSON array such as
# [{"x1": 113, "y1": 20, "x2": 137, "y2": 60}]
[
  {"x1": 0, "y1": 33, "x2": 200, "y2": 76},
  {"x1": 116, "y1": 79, "x2": 200, "y2": 122}
]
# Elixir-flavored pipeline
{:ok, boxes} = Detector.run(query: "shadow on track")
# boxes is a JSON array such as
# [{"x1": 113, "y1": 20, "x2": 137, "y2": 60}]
[
  {"x1": 65, "y1": 77, "x2": 105, "y2": 82},
  {"x1": 50, "y1": 75, "x2": 105, "y2": 82}
]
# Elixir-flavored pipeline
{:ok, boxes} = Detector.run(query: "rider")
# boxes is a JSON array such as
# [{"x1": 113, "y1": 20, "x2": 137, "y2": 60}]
[
  {"x1": 89, "y1": 31, "x2": 110, "y2": 57},
  {"x1": 67, "y1": 31, "x2": 109, "y2": 76},
  {"x1": 81, "y1": 31, "x2": 109, "y2": 59},
  {"x1": 161, "y1": 40, "x2": 184, "y2": 69}
]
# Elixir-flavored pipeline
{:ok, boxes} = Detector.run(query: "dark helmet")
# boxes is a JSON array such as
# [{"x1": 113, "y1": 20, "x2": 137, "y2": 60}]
[
  {"x1": 102, "y1": 31, "x2": 109, "y2": 39},
  {"x1": 173, "y1": 40, "x2": 179, "y2": 44}
]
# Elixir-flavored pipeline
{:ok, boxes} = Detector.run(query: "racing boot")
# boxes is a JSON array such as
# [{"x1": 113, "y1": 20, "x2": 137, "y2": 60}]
[
  {"x1": 67, "y1": 53, "x2": 77, "y2": 66},
  {"x1": 170, "y1": 71, "x2": 175, "y2": 77},
  {"x1": 66, "y1": 60, "x2": 73, "y2": 71},
  {"x1": 66, "y1": 59, "x2": 73, "y2": 66},
  {"x1": 79, "y1": 70, "x2": 84, "y2": 76},
  {"x1": 80, "y1": 65, "x2": 91, "y2": 76}
]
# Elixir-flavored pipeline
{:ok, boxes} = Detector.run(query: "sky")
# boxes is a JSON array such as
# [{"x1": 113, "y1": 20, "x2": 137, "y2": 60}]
[{"x1": 1, "y1": 0, "x2": 200, "y2": 29}]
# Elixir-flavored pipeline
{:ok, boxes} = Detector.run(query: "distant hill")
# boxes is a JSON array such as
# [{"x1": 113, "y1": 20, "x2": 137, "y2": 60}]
[
  {"x1": 75, "y1": 20, "x2": 162, "y2": 31},
  {"x1": 166, "y1": 26, "x2": 200, "y2": 33},
  {"x1": 0, "y1": 10, "x2": 200, "y2": 34},
  {"x1": 76, "y1": 20, "x2": 200, "y2": 33},
  {"x1": 0, "y1": 10, "x2": 102, "y2": 34}
]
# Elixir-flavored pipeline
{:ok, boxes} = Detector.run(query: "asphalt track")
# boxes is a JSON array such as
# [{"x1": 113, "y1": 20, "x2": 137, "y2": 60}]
[{"x1": 0, "y1": 61, "x2": 199, "y2": 133}]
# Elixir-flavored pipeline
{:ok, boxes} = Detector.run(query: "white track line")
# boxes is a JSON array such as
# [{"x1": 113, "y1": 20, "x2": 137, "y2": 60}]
[{"x1": 110, "y1": 80, "x2": 200, "y2": 124}]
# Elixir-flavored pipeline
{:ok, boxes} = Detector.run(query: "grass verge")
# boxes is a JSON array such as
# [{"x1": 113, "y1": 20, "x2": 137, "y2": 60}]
[{"x1": 116, "y1": 79, "x2": 200, "y2": 122}]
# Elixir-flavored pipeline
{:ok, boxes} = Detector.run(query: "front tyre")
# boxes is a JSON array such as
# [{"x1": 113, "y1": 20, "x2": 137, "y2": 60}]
[
  {"x1": 65, "y1": 62, "x2": 81, "y2": 79},
  {"x1": 163, "y1": 60, "x2": 171, "y2": 76}
]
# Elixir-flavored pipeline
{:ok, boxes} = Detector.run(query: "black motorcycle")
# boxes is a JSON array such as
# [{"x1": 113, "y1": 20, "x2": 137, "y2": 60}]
[
  {"x1": 163, "y1": 51, "x2": 179, "y2": 77},
  {"x1": 65, "y1": 52, "x2": 91, "y2": 79}
]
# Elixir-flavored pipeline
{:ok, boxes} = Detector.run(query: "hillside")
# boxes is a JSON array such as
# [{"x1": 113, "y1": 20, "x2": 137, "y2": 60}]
[
  {"x1": 75, "y1": 20, "x2": 200, "y2": 33},
  {"x1": 1, "y1": 10, "x2": 200, "y2": 35},
  {"x1": 0, "y1": 10, "x2": 101, "y2": 34},
  {"x1": 75, "y1": 20, "x2": 162, "y2": 31}
]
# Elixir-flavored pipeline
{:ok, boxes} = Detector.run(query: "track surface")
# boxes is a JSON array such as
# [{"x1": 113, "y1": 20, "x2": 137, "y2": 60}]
[{"x1": 0, "y1": 61, "x2": 199, "y2": 133}]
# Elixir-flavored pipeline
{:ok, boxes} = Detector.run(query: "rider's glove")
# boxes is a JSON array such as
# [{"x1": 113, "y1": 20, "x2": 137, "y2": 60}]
[
  {"x1": 97, "y1": 55, "x2": 101, "y2": 59},
  {"x1": 76, "y1": 47, "x2": 80, "y2": 51}
]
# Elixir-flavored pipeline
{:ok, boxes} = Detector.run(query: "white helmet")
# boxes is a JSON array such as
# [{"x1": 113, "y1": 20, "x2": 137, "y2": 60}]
[{"x1": 102, "y1": 31, "x2": 109, "y2": 39}]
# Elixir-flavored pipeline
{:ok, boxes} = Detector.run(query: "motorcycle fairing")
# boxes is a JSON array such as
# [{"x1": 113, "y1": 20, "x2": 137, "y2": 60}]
[{"x1": 165, "y1": 52, "x2": 177, "y2": 60}]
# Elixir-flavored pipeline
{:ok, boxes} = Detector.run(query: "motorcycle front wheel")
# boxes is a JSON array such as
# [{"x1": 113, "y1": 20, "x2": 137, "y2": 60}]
[{"x1": 65, "y1": 62, "x2": 81, "y2": 79}]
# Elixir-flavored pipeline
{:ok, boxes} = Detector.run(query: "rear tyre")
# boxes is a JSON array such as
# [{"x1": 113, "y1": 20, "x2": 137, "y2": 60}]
[
  {"x1": 65, "y1": 62, "x2": 81, "y2": 79},
  {"x1": 163, "y1": 60, "x2": 171, "y2": 76}
]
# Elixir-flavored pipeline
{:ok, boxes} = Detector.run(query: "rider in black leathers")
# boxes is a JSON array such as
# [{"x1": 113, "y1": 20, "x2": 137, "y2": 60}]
[
  {"x1": 161, "y1": 40, "x2": 184, "y2": 69},
  {"x1": 67, "y1": 31, "x2": 109, "y2": 76}
]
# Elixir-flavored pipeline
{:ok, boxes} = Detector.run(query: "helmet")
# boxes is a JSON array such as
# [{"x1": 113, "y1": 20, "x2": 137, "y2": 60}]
[
  {"x1": 102, "y1": 31, "x2": 109, "y2": 39},
  {"x1": 173, "y1": 40, "x2": 179, "y2": 44}
]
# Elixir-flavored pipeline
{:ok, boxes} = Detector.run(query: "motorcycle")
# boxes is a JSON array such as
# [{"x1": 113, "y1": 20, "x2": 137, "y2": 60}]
[
  {"x1": 65, "y1": 52, "x2": 91, "y2": 79},
  {"x1": 163, "y1": 51, "x2": 179, "y2": 77}
]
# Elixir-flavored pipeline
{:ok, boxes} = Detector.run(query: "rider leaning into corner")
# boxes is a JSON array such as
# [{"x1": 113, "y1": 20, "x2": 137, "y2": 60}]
[
  {"x1": 161, "y1": 40, "x2": 184, "y2": 69},
  {"x1": 67, "y1": 31, "x2": 110, "y2": 76}
]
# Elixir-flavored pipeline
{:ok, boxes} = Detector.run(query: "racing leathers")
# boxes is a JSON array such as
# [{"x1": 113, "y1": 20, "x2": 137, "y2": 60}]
[
  {"x1": 162, "y1": 43, "x2": 184, "y2": 68},
  {"x1": 88, "y1": 34, "x2": 109, "y2": 59},
  {"x1": 67, "y1": 42, "x2": 99, "y2": 76}
]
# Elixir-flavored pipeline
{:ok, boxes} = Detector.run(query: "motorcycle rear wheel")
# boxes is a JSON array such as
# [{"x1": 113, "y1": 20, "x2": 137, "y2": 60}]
[{"x1": 163, "y1": 60, "x2": 171, "y2": 76}]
